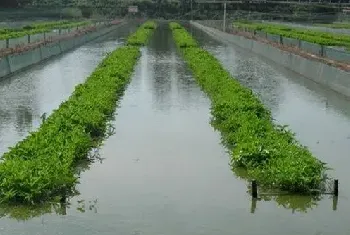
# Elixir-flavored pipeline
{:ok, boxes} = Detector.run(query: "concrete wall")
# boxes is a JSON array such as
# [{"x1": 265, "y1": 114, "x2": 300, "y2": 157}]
[
  {"x1": 199, "y1": 20, "x2": 350, "y2": 64},
  {"x1": 61, "y1": 29, "x2": 70, "y2": 35},
  {"x1": 255, "y1": 30, "x2": 267, "y2": 39},
  {"x1": 324, "y1": 47, "x2": 350, "y2": 63},
  {"x1": 8, "y1": 36, "x2": 28, "y2": 48},
  {"x1": 45, "y1": 31, "x2": 59, "y2": 40},
  {"x1": 59, "y1": 39, "x2": 75, "y2": 52},
  {"x1": 30, "y1": 33, "x2": 45, "y2": 43},
  {"x1": 299, "y1": 41, "x2": 323, "y2": 56},
  {"x1": 0, "y1": 40, "x2": 6, "y2": 49},
  {"x1": 281, "y1": 37, "x2": 299, "y2": 48},
  {"x1": 1, "y1": 23, "x2": 103, "y2": 49},
  {"x1": 0, "y1": 57, "x2": 10, "y2": 77},
  {"x1": 40, "y1": 42, "x2": 61, "y2": 60},
  {"x1": 254, "y1": 28, "x2": 349, "y2": 63},
  {"x1": 191, "y1": 21, "x2": 350, "y2": 98},
  {"x1": 266, "y1": 33, "x2": 281, "y2": 44},
  {"x1": 0, "y1": 23, "x2": 124, "y2": 78},
  {"x1": 8, "y1": 47, "x2": 42, "y2": 72}
]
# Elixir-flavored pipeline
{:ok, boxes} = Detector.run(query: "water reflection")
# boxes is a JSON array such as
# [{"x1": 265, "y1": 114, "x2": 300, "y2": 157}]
[
  {"x1": 14, "y1": 105, "x2": 33, "y2": 133},
  {"x1": 0, "y1": 199, "x2": 101, "y2": 221},
  {"x1": 147, "y1": 24, "x2": 207, "y2": 113},
  {"x1": 148, "y1": 24, "x2": 174, "y2": 112},
  {"x1": 250, "y1": 195, "x2": 328, "y2": 214},
  {"x1": 0, "y1": 203, "x2": 67, "y2": 221},
  {"x1": 234, "y1": 165, "x2": 329, "y2": 213},
  {"x1": 0, "y1": 144, "x2": 105, "y2": 221},
  {"x1": 0, "y1": 159, "x2": 86, "y2": 221}
]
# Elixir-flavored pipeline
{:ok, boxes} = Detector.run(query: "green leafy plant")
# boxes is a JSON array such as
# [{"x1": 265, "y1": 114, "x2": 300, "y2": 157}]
[
  {"x1": 169, "y1": 22, "x2": 183, "y2": 30},
  {"x1": 170, "y1": 23, "x2": 198, "y2": 48},
  {"x1": 141, "y1": 21, "x2": 157, "y2": 30},
  {"x1": 0, "y1": 21, "x2": 156, "y2": 204},
  {"x1": 126, "y1": 20, "x2": 157, "y2": 46},
  {"x1": 170, "y1": 22, "x2": 326, "y2": 193}
]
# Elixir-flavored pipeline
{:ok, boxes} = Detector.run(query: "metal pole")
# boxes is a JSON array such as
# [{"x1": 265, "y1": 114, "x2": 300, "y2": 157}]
[
  {"x1": 191, "y1": 0, "x2": 193, "y2": 21},
  {"x1": 223, "y1": 2, "x2": 226, "y2": 32}
]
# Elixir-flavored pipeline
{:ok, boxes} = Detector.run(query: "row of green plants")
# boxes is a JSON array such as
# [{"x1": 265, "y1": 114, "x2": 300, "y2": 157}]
[
  {"x1": 0, "y1": 20, "x2": 92, "y2": 40},
  {"x1": 0, "y1": 20, "x2": 89, "y2": 34},
  {"x1": 127, "y1": 21, "x2": 157, "y2": 46},
  {"x1": 0, "y1": 21, "x2": 156, "y2": 204},
  {"x1": 233, "y1": 21, "x2": 350, "y2": 49},
  {"x1": 170, "y1": 22, "x2": 198, "y2": 48},
  {"x1": 314, "y1": 22, "x2": 350, "y2": 29},
  {"x1": 28, "y1": 20, "x2": 81, "y2": 29},
  {"x1": 170, "y1": 22, "x2": 326, "y2": 193},
  {"x1": 234, "y1": 21, "x2": 350, "y2": 43}
]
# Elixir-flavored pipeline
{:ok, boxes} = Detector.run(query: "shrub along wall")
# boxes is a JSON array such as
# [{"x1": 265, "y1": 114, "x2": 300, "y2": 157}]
[
  {"x1": 232, "y1": 21, "x2": 350, "y2": 50},
  {"x1": 0, "y1": 21, "x2": 156, "y2": 204},
  {"x1": 169, "y1": 22, "x2": 326, "y2": 193},
  {"x1": 0, "y1": 21, "x2": 91, "y2": 40}
]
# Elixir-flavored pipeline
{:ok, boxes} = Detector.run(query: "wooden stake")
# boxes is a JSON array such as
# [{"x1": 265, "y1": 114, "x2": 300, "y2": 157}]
[
  {"x1": 252, "y1": 180, "x2": 258, "y2": 198},
  {"x1": 334, "y1": 179, "x2": 339, "y2": 196}
]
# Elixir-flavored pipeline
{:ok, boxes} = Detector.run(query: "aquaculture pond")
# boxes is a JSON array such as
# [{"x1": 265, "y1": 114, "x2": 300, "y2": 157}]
[{"x1": 0, "y1": 22, "x2": 349, "y2": 235}]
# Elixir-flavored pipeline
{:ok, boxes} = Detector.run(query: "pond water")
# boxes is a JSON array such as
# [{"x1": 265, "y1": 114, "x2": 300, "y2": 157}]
[{"x1": 0, "y1": 22, "x2": 349, "y2": 235}]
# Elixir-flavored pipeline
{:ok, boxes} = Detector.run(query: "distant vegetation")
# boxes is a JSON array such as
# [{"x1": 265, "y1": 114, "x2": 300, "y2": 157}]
[{"x1": 0, "y1": 0, "x2": 346, "y2": 23}]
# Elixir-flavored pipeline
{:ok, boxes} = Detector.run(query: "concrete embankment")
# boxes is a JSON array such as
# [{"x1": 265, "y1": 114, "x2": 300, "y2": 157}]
[
  {"x1": 191, "y1": 21, "x2": 350, "y2": 98},
  {"x1": 0, "y1": 22, "x2": 127, "y2": 79}
]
